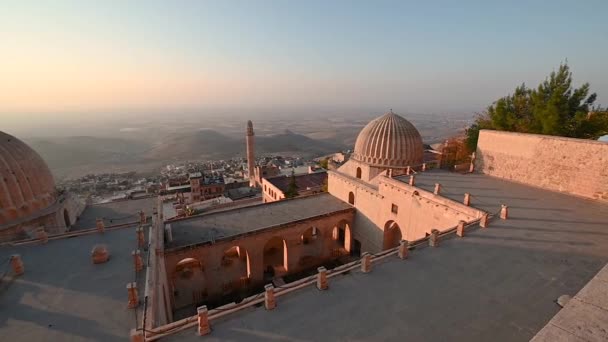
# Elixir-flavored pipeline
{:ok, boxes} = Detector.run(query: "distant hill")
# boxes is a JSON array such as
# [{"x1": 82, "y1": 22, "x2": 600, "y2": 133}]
[
  {"x1": 145, "y1": 129, "x2": 345, "y2": 161},
  {"x1": 26, "y1": 130, "x2": 346, "y2": 179}
]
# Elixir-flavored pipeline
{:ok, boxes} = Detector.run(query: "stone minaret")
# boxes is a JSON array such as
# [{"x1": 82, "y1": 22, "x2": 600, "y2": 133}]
[{"x1": 246, "y1": 120, "x2": 256, "y2": 187}]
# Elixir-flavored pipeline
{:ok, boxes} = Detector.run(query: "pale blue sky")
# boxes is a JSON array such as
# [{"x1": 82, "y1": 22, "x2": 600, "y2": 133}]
[{"x1": 1, "y1": 0, "x2": 607, "y2": 124}]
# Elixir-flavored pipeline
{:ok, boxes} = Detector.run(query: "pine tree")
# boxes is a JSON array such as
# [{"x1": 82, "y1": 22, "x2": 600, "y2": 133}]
[{"x1": 465, "y1": 63, "x2": 607, "y2": 151}]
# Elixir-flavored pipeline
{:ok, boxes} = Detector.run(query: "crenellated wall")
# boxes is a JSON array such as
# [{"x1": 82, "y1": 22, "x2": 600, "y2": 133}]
[{"x1": 476, "y1": 130, "x2": 608, "y2": 201}]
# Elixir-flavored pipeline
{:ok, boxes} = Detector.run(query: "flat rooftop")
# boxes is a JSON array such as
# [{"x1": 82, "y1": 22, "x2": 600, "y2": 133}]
[
  {"x1": 73, "y1": 197, "x2": 156, "y2": 230},
  {"x1": 166, "y1": 193, "x2": 353, "y2": 249},
  {"x1": 167, "y1": 170, "x2": 608, "y2": 341},
  {"x1": 0, "y1": 225, "x2": 147, "y2": 342}
]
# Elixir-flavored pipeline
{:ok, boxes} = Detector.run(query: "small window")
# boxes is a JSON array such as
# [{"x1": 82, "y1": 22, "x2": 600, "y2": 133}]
[
  {"x1": 391, "y1": 204, "x2": 398, "y2": 214},
  {"x1": 356, "y1": 167, "x2": 362, "y2": 179}
]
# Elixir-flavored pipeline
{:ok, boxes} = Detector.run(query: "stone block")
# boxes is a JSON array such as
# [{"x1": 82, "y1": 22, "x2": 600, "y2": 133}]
[
  {"x1": 317, "y1": 266, "x2": 328, "y2": 290},
  {"x1": 197, "y1": 305, "x2": 210, "y2": 336},
  {"x1": 264, "y1": 284, "x2": 276, "y2": 310}
]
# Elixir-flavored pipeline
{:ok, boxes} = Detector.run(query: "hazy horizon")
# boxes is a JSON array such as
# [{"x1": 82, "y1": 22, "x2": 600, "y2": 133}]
[{"x1": 2, "y1": 1, "x2": 608, "y2": 137}]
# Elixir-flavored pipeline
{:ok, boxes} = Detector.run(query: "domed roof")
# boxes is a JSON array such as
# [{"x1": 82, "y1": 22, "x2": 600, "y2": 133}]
[
  {"x1": 352, "y1": 111, "x2": 424, "y2": 168},
  {"x1": 0, "y1": 131, "x2": 56, "y2": 225}
]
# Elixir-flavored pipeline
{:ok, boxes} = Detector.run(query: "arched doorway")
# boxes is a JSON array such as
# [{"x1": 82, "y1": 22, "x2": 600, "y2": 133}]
[
  {"x1": 172, "y1": 258, "x2": 206, "y2": 309},
  {"x1": 356, "y1": 167, "x2": 362, "y2": 179},
  {"x1": 332, "y1": 220, "x2": 352, "y2": 253},
  {"x1": 348, "y1": 192, "x2": 355, "y2": 205},
  {"x1": 298, "y1": 227, "x2": 324, "y2": 268},
  {"x1": 383, "y1": 220, "x2": 402, "y2": 250},
  {"x1": 263, "y1": 237, "x2": 288, "y2": 279},
  {"x1": 220, "y1": 246, "x2": 251, "y2": 294},
  {"x1": 63, "y1": 209, "x2": 71, "y2": 228}
]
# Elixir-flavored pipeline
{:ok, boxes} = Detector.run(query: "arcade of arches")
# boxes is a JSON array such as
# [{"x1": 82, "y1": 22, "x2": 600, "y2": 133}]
[{"x1": 164, "y1": 211, "x2": 355, "y2": 312}]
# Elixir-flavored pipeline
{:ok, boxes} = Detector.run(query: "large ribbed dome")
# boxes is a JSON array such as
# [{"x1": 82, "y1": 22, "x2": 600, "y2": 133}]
[
  {"x1": 352, "y1": 111, "x2": 424, "y2": 168},
  {"x1": 0, "y1": 131, "x2": 56, "y2": 225}
]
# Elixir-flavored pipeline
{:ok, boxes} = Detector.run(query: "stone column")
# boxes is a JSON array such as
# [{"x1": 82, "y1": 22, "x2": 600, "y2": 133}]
[
  {"x1": 136, "y1": 227, "x2": 145, "y2": 248},
  {"x1": 197, "y1": 305, "x2": 211, "y2": 336},
  {"x1": 317, "y1": 266, "x2": 328, "y2": 290},
  {"x1": 500, "y1": 205, "x2": 509, "y2": 220},
  {"x1": 398, "y1": 240, "x2": 409, "y2": 259},
  {"x1": 10, "y1": 254, "x2": 24, "y2": 276},
  {"x1": 422, "y1": 163, "x2": 427, "y2": 172},
  {"x1": 409, "y1": 175, "x2": 415, "y2": 186},
  {"x1": 480, "y1": 213, "x2": 489, "y2": 228},
  {"x1": 463, "y1": 193, "x2": 471, "y2": 206},
  {"x1": 130, "y1": 329, "x2": 144, "y2": 342},
  {"x1": 127, "y1": 282, "x2": 139, "y2": 309},
  {"x1": 429, "y1": 229, "x2": 440, "y2": 247},
  {"x1": 406, "y1": 166, "x2": 411, "y2": 175},
  {"x1": 456, "y1": 220, "x2": 466, "y2": 237},
  {"x1": 264, "y1": 284, "x2": 276, "y2": 310},
  {"x1": 434, "y1": 183, "x2": 441, "y2": 195},
  {"x1": 361, "y1": 252, "x2": 371, "y2": 273},
  {"x1": 96, "y1": 218, "x2": 105, "y2": 233},
  {"x1": 132, "y1": 250, "x2": 144, "y2": 272}
]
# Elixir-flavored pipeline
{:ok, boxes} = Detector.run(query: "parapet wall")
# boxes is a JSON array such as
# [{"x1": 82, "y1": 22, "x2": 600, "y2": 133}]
[{"x1": 476, "y1": 130, "x2": 608, "y2": 201}]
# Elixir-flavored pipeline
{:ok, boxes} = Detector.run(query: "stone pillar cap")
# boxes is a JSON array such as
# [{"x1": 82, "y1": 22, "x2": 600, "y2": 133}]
[{"x1": 264, "y1": 284, "x2": 274, "y2": 291}]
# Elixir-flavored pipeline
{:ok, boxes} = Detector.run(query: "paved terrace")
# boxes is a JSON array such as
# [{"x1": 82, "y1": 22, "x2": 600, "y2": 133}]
[
  {"x1": 167, "y1": 170, "x2": 608, "y2": 341},
  {"x1": 166, "y1": 193, "x2": 353, "y2": 249},
  {"x1": 72, "y1": 197, "x2": 156, "y2": 230},
  {"x1": 0, "y1": 225, "x2": 147, "y2": 342}
]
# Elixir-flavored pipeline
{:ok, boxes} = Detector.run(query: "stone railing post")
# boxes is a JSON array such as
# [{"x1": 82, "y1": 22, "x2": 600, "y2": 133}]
[
  {"x1": 434, "y1": 183, "x2": 441, "y2": 195},
  {"x1": 317, "y1": 266, "x2": 328, "y2": 290},
  {"x1": 139, "y1": 211, "x2": 146, "y2": 224},
  {"x1": 398, "y1": 240, "x2": 409, "y2": 259},
  {"x1": 197, "y1": 305, "x2": 211, "y2": 336},
  {"x1": 136, "y1": 227, "x2": 145, "y2": 248},
  {"x1": 409, "y1": 175, "x2": 415, "y2": 186},
  {"x1": 132, "y1": 250, "x2": 144, "y2": 272},
  {"x1": 456, "y1": 220, "x2": 466, "y2": 237},
  {"x1": 96, "y1": 218, "x2": 105, "y2": 233},
  {"x1": 406, "y1": 166, "x2": 411, "y2": 175},
  {"x1": 127, "y1": 282, "x2": 138, "y2": 309},
  {"x1": 500, "y1": 205, "x2": 509, "y2": 220},
  {"x1": 500, "y1": 204, "x2": 509, "y2": 220},
  {"x1": 422, "y1": 163, "x2": 427, "y2": 172},
  {"x1": 130, "y1": 329, "x2": 144, "y2": 342},
  {"x1": 469, "y1": 152, "x2": 476, "y2": 173},
  {"x1": 37, "y1": 228, "x2": 48, "y2": 244},
  {"x1": 463, "y1": 193, "x2": 471, "y2": 206},
  {"x1": 361, "y1": 252, "x2": 371, "y2": 273},
  {"x1": 429, "y1": 229, "x2": 440, "y2": 247},
  {"x1": 264, "y1": 284, "x2": 276, "y2": 310},
  {"x1": 480, "y1": 213, "x2": 489, "y2": 228},
  {"x1": 10, "y1": 254, "x2": 24, "y2": 276}
]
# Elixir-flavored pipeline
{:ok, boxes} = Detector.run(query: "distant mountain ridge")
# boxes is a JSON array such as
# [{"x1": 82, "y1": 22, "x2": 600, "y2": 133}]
[{"x1": 26, "y1": 130, "x2": 346, "y2": 178}]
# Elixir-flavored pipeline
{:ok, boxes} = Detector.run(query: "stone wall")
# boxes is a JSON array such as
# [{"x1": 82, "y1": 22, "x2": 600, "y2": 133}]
[
  {"x1": 476, "y1": 130, "x2": 608, "y2": 201},
  {"x1": 328, "y1": 171, "x2": 483, "y2": 253},
  {"x1": 164, "y1": 210, "x2": 354, "y2": 311}
]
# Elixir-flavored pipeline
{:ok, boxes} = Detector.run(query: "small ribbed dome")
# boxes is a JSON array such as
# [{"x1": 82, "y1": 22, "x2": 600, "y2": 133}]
[
  {"x1": 352, "y1": 111, "x2": 424, "y2": 168},
  {"x1": 0, "y1": 131, "x2": 56, "y2": 225}
]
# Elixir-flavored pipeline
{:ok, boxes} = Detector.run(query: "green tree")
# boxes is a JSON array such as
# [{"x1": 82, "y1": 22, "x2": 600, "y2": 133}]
[
  {"x1": 319, "y1": 158, "x2": 329, "y2": 169},
  {"x1": 465, "y1": 63, "x2": 607, "y2": 150},
  {"x1": 284, "y1": 169, "x2": 299, "y2": 198}
]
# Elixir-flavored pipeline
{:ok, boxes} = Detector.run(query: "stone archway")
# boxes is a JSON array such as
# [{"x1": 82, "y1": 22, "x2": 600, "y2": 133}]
[
  {"x1": 63, "y1": 209, "x2": 71, "y2": 228},
  {"x1": 263, "y1": 237, "x2": 288, "y2": 278},
  {"x1": 332, "y1": 220, "x2": 352, "y2": 252},
  {"x1": 220, "y1": 246, "x2": 251, "y2": 294},
  {"x1": 298, "y1": 227, "x2": 324, "y2": 268},
  {"x1": 172, "y1": 258, "x2": 206, "y2": 309},
  {"x1": 356, "y1": 167, "x2": 362, "y2": 179},
  {"x1": 383, "y1": 220, "x2": 402, "y2": 250},
  {"x1": 348, "y1": 192, "x2": 355, "y2": 205}
]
